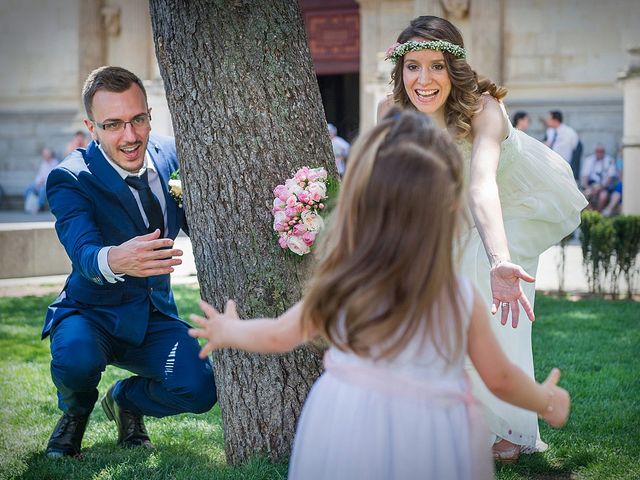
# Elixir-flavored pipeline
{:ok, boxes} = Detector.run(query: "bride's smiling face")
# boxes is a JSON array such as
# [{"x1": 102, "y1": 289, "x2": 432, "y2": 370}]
[{"x1": 402, "y1": 43, "x2": 451, "y2": 119}]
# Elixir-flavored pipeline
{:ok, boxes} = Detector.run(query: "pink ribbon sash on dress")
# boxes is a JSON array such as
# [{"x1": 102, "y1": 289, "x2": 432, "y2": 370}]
[{"x1": 323, "y1": 351, "x2": 494, "y2": 480}]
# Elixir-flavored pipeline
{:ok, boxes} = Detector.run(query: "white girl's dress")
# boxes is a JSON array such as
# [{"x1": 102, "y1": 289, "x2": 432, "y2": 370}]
[
  {"x1": 456, "y1": 113, "x2": 587, "y2": 450},
  {"x1": 288, "y1": 278, "x2": 493, "y2": 480}
]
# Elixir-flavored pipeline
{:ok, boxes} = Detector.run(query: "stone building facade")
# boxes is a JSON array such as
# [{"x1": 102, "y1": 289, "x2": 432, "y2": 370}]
[{"x1": 1, "y1": 0, "x2": 638, "y2": 209}]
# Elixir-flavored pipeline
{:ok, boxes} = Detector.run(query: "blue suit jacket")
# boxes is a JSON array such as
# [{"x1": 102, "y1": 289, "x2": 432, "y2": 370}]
[{"x1": 43, "y1": 135, "x2": 187, "y2": 345}]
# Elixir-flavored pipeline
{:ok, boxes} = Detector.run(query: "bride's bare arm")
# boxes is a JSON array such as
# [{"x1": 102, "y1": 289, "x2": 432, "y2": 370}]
[{"x1": 469, "y1": 97, "x2": 535, "y2": 327}]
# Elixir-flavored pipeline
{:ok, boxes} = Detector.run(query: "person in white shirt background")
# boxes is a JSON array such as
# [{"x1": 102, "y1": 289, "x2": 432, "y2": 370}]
[
  {"x1": 328, "y1": 123, "x2": 350, "y2": 177},
  {"x1": 24, "y1": 147, "x2": 59, "y2": 213},
  {"x1": 544, "y1": 110, "x2": 579, "y2": 165}
]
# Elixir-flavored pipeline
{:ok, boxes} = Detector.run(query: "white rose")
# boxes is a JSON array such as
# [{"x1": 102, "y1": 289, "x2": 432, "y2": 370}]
[
  {"x1": 273, "y1": 197, "x2": 286, "y2": 210},
  {"x1": 307, "y1": 181, "x2": 326, "y2": 199},
  {"x1": 287, "y1": 235, "x2": 311, "y2": 255},
  {"x1": 285, "y1": 178, "x2": 304, "y2": 196},
  {"x1": 169, "y1": 179, "x2": 182, "y2": 196},
  {"x1": 301, "y1": 210, "x2": 324, "y2": 233}
]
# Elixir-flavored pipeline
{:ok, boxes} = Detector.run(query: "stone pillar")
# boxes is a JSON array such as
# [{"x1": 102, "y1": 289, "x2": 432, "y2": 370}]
[
  {"x1": 619, "y1": 47, "x2": 640, "y2": 215},
  {"x1": 469, "y1": 0, "x2": 503, "y2": 83},
  {"x1": 104, "y1": 0, "x2": 153, "y2": 78},
  {"x1": 78, "y1": 0, "x2": 105, "y2": 94},
  {"x1": 76, "y1": 0, "x2": 104, "y2": 126}
]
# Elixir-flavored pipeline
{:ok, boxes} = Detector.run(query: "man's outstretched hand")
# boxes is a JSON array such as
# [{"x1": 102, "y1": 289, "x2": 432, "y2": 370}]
[{"x1": 108, "y1": 229, "x2": 182, "y2": 277}]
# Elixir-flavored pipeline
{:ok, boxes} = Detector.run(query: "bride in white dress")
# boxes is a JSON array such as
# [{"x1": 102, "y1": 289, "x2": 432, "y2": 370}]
[{"x1": 379, "y1": 15, "x2": 586, "y2": 462}]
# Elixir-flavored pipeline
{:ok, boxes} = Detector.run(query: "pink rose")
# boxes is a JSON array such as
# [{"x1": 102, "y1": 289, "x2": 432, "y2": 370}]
[
  {"x1": 286, "y1": 195, "x2": 298, "y2": 208},
  {"x1": 385, "y1": 42, "x2": 401, "y2": 59},
  {"x1": 302, "y1": 231, "x2": 316, "y2": 246},
  {"x1": 278, "y1": 236, "x2": 288, "y2": 249},
  {"x1": 287, "y1": 235, "x2": 311, "y2": 255},
  {"x1": 273, "y1": 210, "x2": 289, "y2": 232},
  {"x1": 297, "y1": 190, "x2": 310, "y2": 203},
  {"x1": 285, "y1": 207, "x2": 297, "y2": 217},
  {"x1": 307, "y1": 167, "x2": 327, "y2": 182},
  {"x1": 274, "y1": 184, "x2": 289, "y2": 201},
  {"x1": 294, "y1": 166, "x2": 309, "y2": 182},
  {"x1": 292, "y1": 223, "x2": 308, "y2": 236}
]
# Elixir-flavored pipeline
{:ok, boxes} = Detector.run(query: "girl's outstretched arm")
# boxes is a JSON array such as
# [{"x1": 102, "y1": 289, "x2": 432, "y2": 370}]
[
  {"x1": 188, "y1": 300, "x2": 315, "y2": 359},
  {"x1": 467, "y1": 286, "x2": 570, "y2": 428}
]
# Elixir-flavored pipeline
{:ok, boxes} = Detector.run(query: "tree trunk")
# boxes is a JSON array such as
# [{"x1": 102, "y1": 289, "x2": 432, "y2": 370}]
[{"x1": 149, "y1": 0, "x2": 332, "y2": 465}]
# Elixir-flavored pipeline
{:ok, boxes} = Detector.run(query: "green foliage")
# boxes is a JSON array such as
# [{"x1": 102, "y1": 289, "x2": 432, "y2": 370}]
[
  {"x1": 1, "y1": 289, "x2": 639, "y2": 479},
  {"x1": 612, "y1": 215, "x2": 640, "y2": 298},
  {"x1": 556, "y1": 233, "x2": 573, "y2": 294},
  {"x1": 323, "y1": 175, "x2": 340, "y2": 215},
  {"x1": 579, "y1": 211, "x2": 640, "y2": 298}
]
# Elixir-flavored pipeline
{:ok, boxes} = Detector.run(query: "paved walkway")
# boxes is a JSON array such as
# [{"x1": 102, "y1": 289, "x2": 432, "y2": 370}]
[{"x1": 0, "y1": 210, "x2": 55, "y2": 223}]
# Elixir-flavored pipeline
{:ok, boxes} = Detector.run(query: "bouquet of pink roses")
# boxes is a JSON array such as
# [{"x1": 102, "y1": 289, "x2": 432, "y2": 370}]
[{"x1": 272, "y1": 166, "x2": 328, "y2": 255}]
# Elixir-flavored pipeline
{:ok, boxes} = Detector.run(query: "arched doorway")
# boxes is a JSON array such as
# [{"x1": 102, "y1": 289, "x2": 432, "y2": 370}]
[{"x1": 300, "y1": 0, "x2": 360, "y2": 142}]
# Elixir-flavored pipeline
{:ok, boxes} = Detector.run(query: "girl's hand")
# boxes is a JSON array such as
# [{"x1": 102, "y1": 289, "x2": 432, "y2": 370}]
[
  {"x1": 189, "y1": 299, "x2": 240, "y2": 359},
  {"x1": 539, "y1": 368, "x2": 571, "y2": 428},
  {"x1": 490, "y1": 261, "x2": 536, "y2": 327}
]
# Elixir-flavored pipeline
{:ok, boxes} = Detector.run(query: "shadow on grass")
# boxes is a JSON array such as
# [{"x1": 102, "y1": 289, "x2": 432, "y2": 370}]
[
  {"x1": 496, "y1": 449, "x2": 597, "y2": 479},
  {"x1": 17, "y1": 443, "x2": 288, "y2": 480}
]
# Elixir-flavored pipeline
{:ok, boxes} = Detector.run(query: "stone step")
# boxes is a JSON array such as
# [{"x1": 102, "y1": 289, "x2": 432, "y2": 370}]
[{"x1": 0, "y1": 221, "x2": 70, "y2": 279}]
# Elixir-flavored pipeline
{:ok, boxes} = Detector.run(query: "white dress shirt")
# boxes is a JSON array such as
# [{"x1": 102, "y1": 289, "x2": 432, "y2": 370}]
[
  {"x1": 546, "y1": 123, "x2": 579, "y2": 163},
  {"x1": 97, "y1": 145, "x2": 168, "y2": 283}
]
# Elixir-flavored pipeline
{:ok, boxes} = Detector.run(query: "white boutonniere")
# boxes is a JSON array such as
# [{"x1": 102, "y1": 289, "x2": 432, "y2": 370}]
[{"x1": 168, "y1": 170, "x2": 182, "y2": 207}]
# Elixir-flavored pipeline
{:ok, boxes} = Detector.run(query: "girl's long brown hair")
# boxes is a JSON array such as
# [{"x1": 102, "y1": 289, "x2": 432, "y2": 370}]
[
  {"x1": 390, "y1": 16, "x2": 507, "y2": 140},
  {"x1": 301, "y1": 110, "x2": 467, "y2": 363}
]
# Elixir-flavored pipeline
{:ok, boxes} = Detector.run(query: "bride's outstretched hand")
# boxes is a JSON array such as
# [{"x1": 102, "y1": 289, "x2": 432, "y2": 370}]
[
  {"x1": 189, "y1": 299, "x2": 239, "y2": 359},
  {"x1": 490, "y1": 261, "x2": 535, "y2": 328}
]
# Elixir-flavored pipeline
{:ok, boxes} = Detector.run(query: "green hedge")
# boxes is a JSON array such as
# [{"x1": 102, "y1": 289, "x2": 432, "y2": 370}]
[{"x1": 579, "y1": 211, "x2": 640, "y2": 298}]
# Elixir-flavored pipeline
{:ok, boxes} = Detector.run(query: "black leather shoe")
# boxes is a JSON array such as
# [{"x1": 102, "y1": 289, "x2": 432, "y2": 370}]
[
  {"x1": 101, "y1": 384, "x2": 153, "y2": 449},
  {"x1": 45, "y1": 412, "x2": 89, "y2": 458}
]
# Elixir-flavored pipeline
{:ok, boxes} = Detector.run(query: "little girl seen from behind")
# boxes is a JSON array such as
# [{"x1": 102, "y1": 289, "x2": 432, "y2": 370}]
[{"x1": 189, "y1": 111, "x2": 570, "y2": 480}]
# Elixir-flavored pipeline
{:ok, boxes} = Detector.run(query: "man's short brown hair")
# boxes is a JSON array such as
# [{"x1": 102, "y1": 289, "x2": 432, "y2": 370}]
[{"x1": 82, "y1": 66, "x2": 147, "y2": 120}]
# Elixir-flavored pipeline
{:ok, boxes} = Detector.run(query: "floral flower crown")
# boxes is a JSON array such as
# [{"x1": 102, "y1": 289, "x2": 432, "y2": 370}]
[{"x1": 385, "y1": 40, "x2": 466, "y2": 64}]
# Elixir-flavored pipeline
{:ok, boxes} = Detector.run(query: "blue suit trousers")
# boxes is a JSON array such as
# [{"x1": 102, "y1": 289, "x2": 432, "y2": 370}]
[{"x1": 49, "y1": 310, "x2": 216, "y2": 417}]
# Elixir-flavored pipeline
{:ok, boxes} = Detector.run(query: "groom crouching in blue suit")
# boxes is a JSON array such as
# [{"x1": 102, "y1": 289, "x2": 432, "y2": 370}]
[{"x1": 43, "y1": 66, "x2": 216, "y2": 458}]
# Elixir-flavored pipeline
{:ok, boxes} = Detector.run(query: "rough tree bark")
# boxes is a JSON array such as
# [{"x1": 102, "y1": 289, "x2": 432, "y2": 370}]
[{"x1": 149, "y1": 0, "x2": 332, "y2": 465}]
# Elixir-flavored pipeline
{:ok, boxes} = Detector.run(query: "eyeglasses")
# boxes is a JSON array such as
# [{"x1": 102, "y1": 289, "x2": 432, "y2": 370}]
[{"x1": 94, "y1": 113, "x2": 151, "y2": 132}]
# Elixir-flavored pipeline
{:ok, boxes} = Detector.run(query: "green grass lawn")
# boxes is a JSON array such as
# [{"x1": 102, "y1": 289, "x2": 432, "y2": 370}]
[{"x1": 0, "y1": 286, "x2": 638, "y2": 479}]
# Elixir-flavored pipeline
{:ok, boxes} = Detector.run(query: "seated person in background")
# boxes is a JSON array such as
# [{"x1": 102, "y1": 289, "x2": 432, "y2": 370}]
[
  {"x1": 24, "y1": 147, "x2": 59, "y2": 213},
  {"x1": 602, "y1": 146, "x2": 623, "y2": 217},
  {"x1": 580, "y1": 144, "x2": 616, "y2": 211}
]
